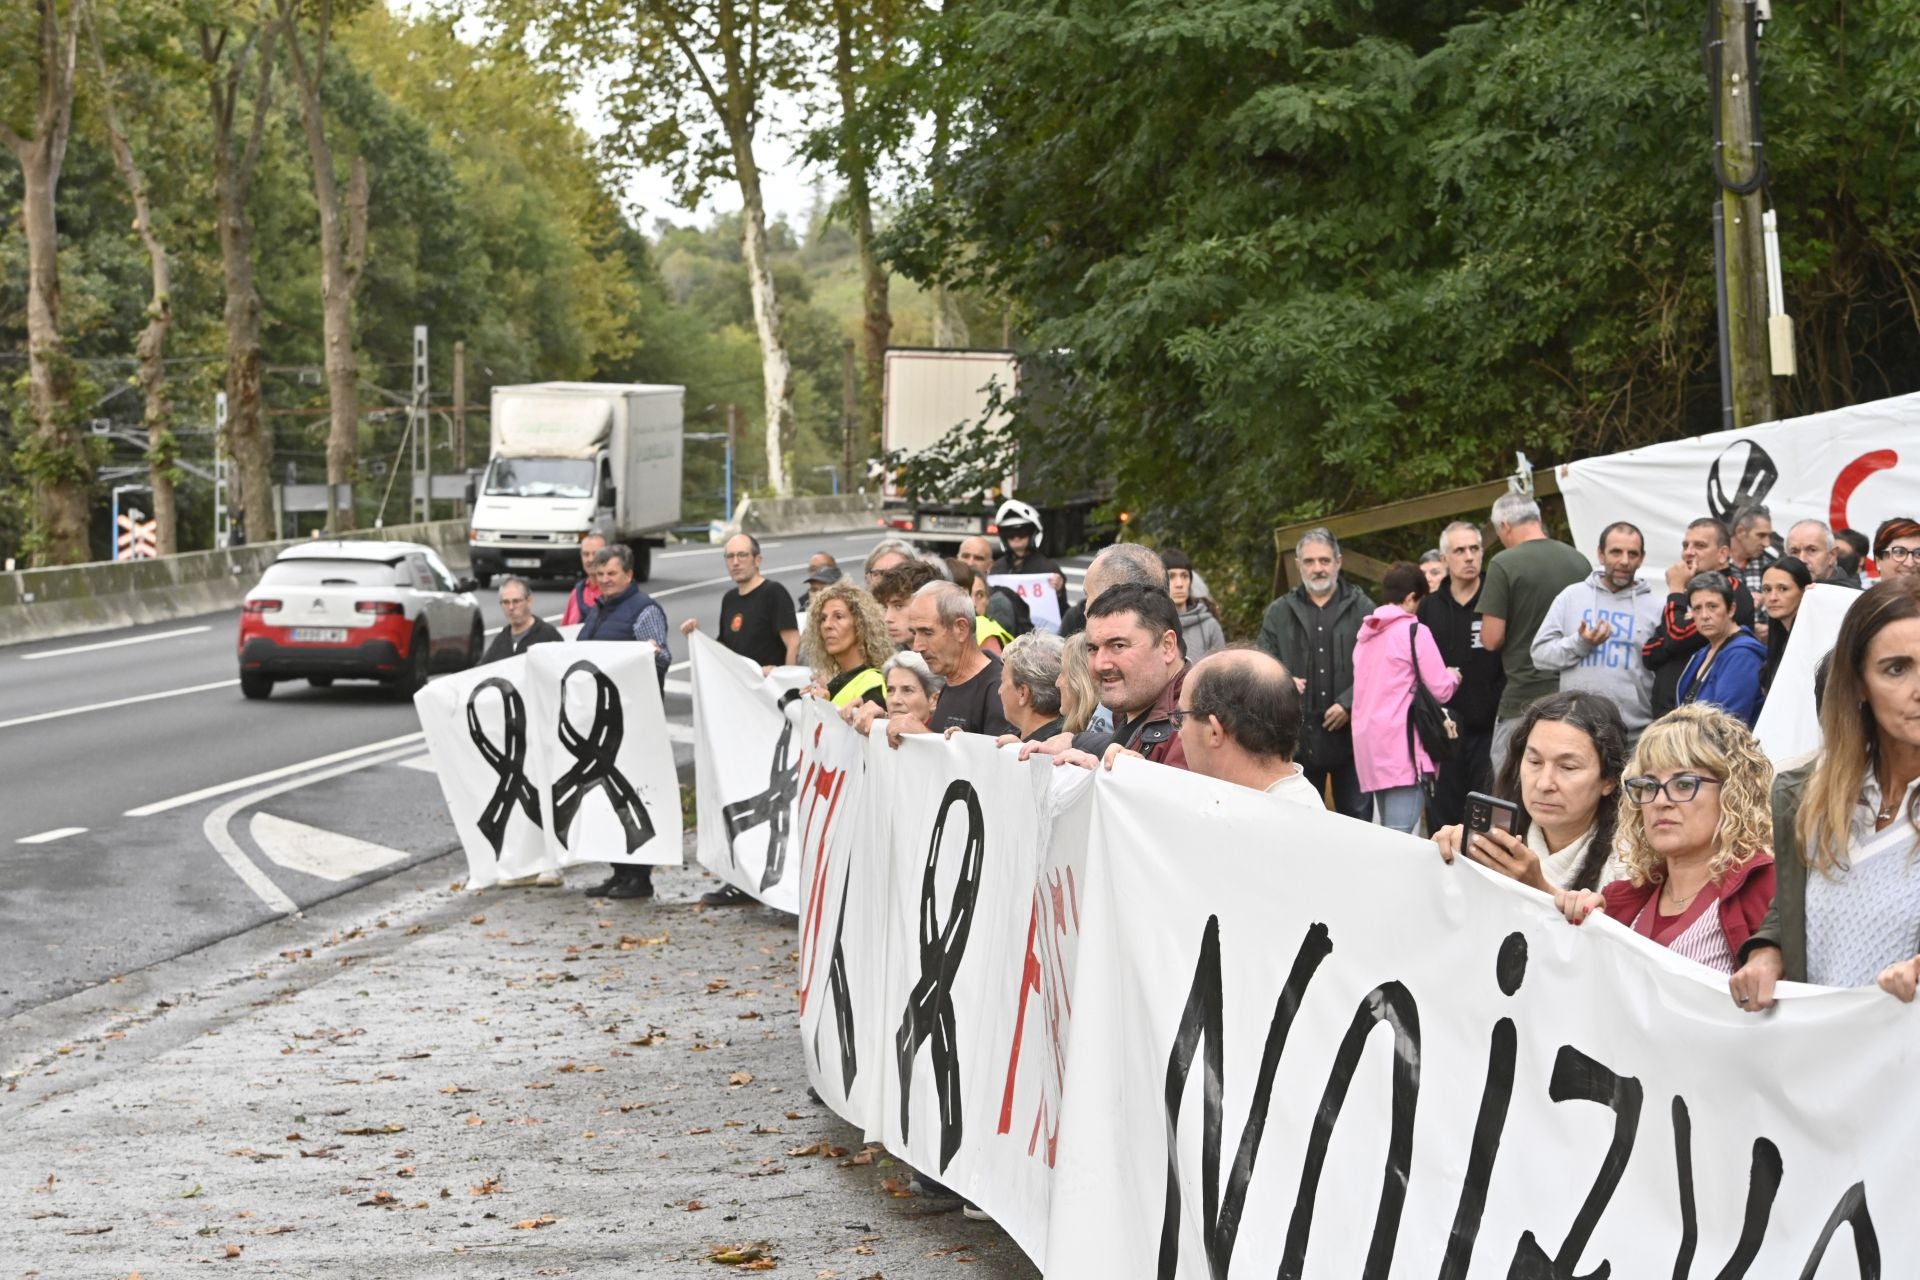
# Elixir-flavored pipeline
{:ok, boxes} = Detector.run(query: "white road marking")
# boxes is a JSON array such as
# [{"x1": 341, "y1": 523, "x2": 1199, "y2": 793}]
[
  {"x1": 396, "y1": 752, "x2": 436, "y2": 773},
  {"x1": 668, "y1": 659, "x2": 689, "y2": 673},
  {"x1": 250, "y1": 812, "x2": 408, "y2": 882},
  {"x1": 16, "y1": 827, "x2": 86, "y2": 845},
  {"x1": 650, "y1": 562, "x2": 810, "y2": 600},
  {"x1": 20, "y1": 625, "x2": 212, "y2": 661},
  {"x1": 664, "y1": 679, "x2": 691, "y2": 696},
  {"x1": 666, "y1": 722, "x2": 695, "y2": 745},
  {"x1": 657, "y1": 547, "x2": 715, "y2": 561},
  {"x1": 1062, "y1": 566, "x2": 1086, "y2": 577},
  {"x1": 0, "y1": 679, "x2": 239, "y2": 732},
  {"x1": 202, "y1": 743, "x2": 424, "y2": 914},
  {"x1": 125, "y1": 731, "x2": 426, "y2": 817}
]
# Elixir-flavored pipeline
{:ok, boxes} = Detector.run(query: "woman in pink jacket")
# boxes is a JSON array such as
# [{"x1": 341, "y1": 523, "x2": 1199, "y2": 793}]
[{"x1": 1352, "y1": 561, "x2": 1459, "y2": 832}]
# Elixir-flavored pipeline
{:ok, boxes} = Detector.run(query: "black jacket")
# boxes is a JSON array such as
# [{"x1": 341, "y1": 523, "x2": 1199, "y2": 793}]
[
  {"x1": 1256, "y1": 578, "x2": 1371, "y2": 766},
  {"x1": 482, "y1": 617, "x2": 562, "y2": 664},
  {"x1": 1416, "y1": 581, "x2": 1505, "y2": 732}
]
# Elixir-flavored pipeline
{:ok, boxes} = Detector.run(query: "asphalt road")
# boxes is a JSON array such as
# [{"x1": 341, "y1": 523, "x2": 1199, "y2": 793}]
[{"x1": 0, "y1": 528, "x2": 890, "y2": 1018}]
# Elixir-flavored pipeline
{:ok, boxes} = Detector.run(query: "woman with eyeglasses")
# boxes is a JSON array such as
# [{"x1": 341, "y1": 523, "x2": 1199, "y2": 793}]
[
  {"x1": 1757, "y1": 555, "x2": 1812, "y2": 705},
  {"x1": 1553, "y1": 705, "x2": 1775, "y2": 974},
  {"x1": 1873, "y1": 517, "x2": 1920, "y2": 581},
  {"x1": 1432, "y1": 691, "x2": 1628, "y2": 892},
  {"x1": 1730, "y1": 578, "x2": 1920, "y2": 1009},
  {"x1": 1675, "y1": 572, "x2": 1767, "y2": 726}
]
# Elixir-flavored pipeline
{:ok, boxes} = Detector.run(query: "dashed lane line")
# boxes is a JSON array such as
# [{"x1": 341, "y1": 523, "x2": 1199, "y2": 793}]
[
  {"x1": 17, "y1": 827, "x2": 86, "y2": 845},
  {"x1": 0, "y1": 679, "x2": 240, "y2": 731},
  {"x1": 20, "y1": 625, "x2": 212, "y2": 661}
]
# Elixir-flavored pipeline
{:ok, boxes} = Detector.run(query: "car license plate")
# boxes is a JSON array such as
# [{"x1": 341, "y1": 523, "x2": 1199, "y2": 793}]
[
  {"x1": 923, "y1": 514, "x2": 976, "y2": 533},
  {"x1": 291, "y1": 628, "x2": 347, "y2": 643},
  {"x1": 507, "y1": 557, "x2": 541, "y2": 568}
]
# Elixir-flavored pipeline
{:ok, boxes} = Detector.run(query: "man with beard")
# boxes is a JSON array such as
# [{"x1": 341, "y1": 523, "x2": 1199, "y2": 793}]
[
  {"x1": 1257, "y1": 528, "x2": 1371, "y2": 819},
  {"x1": 1531, "y1": 521, "x2": 1665, "y2": 746}
]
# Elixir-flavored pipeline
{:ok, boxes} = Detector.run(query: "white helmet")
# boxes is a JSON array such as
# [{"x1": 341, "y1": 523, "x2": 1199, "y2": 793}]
[{"x1": 994, "y1": 499, "x2": 1044, "y2": 551}]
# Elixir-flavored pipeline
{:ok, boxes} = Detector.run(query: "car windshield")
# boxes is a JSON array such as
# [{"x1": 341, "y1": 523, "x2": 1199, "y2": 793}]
[
  {"x1": 485, "y1": 456, "x2": 595, "y2": 499},
  {"x1": 261, "y1": 559, "x2": 406, "y2": 588}
]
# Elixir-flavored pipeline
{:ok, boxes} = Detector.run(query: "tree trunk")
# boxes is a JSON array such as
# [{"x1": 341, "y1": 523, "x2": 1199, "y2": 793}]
[
  {"x1": 734, "y1": 149, "x2": 795, "y2": 498},
  {"x1": 91, "y1": 16, "x2": 176, "y2": 554},
  {"x1": 832, "y1": 0, "x2": 889, "y2": 472},
  {"x1": 17, "y1": 147, "x2": 90, "y2": 564}
]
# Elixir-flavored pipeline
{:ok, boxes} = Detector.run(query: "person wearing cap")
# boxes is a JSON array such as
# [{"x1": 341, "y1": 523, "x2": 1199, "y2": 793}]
[
  {"x1": 1873, "y1": 517, "x2": 1920, "y2": 581},
  {"x1": 798, "y1": 556, "x2": 841, "y2": 613}
]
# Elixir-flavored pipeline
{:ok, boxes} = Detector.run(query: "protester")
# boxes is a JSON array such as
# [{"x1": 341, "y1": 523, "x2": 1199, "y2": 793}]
[
  {"x1": 1554, "y1": 705, "x2": 1775, "y2": 975},
  {"x1": 871, "y1": 560, "x2": 942, "y2": 649},
  {"x1": 483, "y1": 576, "x2": 561, "y2": 663},
  {"x1": 880, "y1": 651, "x2": 944, "y2": 729},
  {"x1": 1178, "y1": 649, "x2": 1318, "y2": 806},
  {"x1": 1057, "y1": 634, "x2": 1100, "y2": 735},
  {"x1": 1058, "y1": 542, "x2": 1165, "y2": 638},
  {"x1": 1873, "y1": 517, "x2": 1920, "y2": 581},
  {"x1": 894, "y1": 582, "x2": 1013, "y2": 742},
  {"x1": 801, "y1": 581, "x2": 891, "y2": 709},
  {"x1": 1728, "y1": 504, "x2": 1776, "y2": 597},
  {"x1": 1058, "y1": 583, "x2": 1190, "y2": 769},
  {"x1": 864, "y1": 538, "x2": 918, "y2": 588},
  {"x1": 1731, "y1": 579, "x2": 1920, "y2": 1009},
  {"x1": 1758, "y1": 555, "x2": 1813, "y2": 705},
  {"x1": 1257, "y1": 528, "x2": 1371, "y2": 819},
  {"x1": 1835, "y1": 527, "x2": 1870, "y2": 584},
  {"x1": 998, "y1": 632, "x2": 1067, "y2": 742},
  {"x1": 681, "y1": 534, "x2": 799, "y2": 675},
  {"x1": 1641, "y1": 517, "x2": 1757, "y2": 719},
  {"x1": 1785, "y1": 519, "x2": 1854, "y2": 586},
  {"x1": 1420, "y1": 550, "x2": 1447, "y2": 595},
  {"x1": 576, "y1": 545, "x2": 671, "y2": 901},
  {"x1": 1675, "y1": 573, "x2": 1767, "y2": 726},
  {"x1": 1419, "y1": 521, "x2": 1505, "y2": 828},
  {"x1": 797, "y1": 554, "x2": 840, "y2": 612},
  {"x1": 1433, "y1": 691, "x2": 1628, "y2": 892},
  {"x1": 956, "y1": 536, "x2": 996, "y2": 578},
  {"x1": 1351, "y1": 561, "x2": 1459, "y2": 832},
  {"x1": 950, "y1": 561, "x2": 1014, "y2": 656},
  {"x1": 1478, "y1": 492, "x2": 1592, "y2": 775},
  {"x1": 560, "y1": 531, "x2": 607, "y2": 626},
  {"x1": 990, "y1": 499, "x2": 1067, "y2": 606},
  {"x1": 1160, "y1": 548, "x2": 1226, "y2": 661},
  {"x1": 1530, "y1": 521, "x2": 1663, "y2": 743}
]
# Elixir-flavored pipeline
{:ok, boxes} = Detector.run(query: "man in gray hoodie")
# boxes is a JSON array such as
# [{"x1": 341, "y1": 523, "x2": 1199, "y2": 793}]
[{"x1": 1530, "y1": 521, "x2": 1664, "y2": 742}]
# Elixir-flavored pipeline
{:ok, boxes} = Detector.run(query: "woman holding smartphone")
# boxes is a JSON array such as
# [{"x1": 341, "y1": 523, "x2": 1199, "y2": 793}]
[
  {"x1": 1432, "y1": 691, "x2": 1628, "y2": 892},
  {"x1": 1553, "y1": 704, "x2": 1775, "y2": 973}
]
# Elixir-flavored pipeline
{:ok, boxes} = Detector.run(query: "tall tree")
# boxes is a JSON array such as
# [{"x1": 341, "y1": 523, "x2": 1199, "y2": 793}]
[
  {"x1": 0, "y1": 0, "x2": 91, "y2": 565},
  {"x1": 511, "y1": 0, "x2": 807, "y2": 496},
  {"x1": 278, "y1": 0, "x2": 368, "y2": 532},
  {"x1": 86, "y1": 3, "x2": 178, "y2": 555},
  {"x1": 199, "y1": 1, "x2": 281, "y2": 545}
]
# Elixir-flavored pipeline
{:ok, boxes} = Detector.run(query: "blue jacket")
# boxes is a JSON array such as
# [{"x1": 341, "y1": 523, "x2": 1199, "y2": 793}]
[
  {"x1": 1676, "y1": 629, "x2": 1767, "y2": 726},
  {"x1": 578, "y1": 581, "x2": 670, "y2": 688}
]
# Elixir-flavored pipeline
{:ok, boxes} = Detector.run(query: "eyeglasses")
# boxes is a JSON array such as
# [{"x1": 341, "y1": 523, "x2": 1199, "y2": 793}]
[
  {"x1": 1168, "y1": 708, "x2": 1197, "y2": 729},
  {"x1": 1623, "y1": 774, "x2": 1721, "y2": 806},
  {"x1": 1881, "y1": 545, "x2": 1920, "y2": 562},
  {"x1": 723, "y1": 552, "x2": 755, "y2": 562}
]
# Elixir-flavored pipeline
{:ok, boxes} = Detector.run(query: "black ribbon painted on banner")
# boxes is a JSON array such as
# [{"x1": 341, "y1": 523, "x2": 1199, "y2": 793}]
[
  {"x1": 895, "y1": 780, "x2": 985, "y2": 1174},
  {"x1": 465, "y1": 676, "x2": 543, "y2": 857},
  {"x1": 721, "y1": 688, "x2": 804, "y2": 890},
  {"x1": 826, "y1": 855, "x2": 859, "y2": 1086},
  {"x1": 551, "y1": 660, "x2": 655, "y2": 854}
]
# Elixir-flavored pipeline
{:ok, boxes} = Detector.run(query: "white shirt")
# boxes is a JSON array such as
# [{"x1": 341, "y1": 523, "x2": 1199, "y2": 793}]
[
  {"x1": 1266, "y1": 769, "x2": 1323, "y2": 809},
  {"x1": 1530, "y1": 821, "x2": 1623, "y2": 889}
]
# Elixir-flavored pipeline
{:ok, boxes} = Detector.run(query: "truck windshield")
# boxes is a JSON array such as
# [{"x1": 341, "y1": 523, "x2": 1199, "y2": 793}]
[{"x1": 484, "y1": 457, "x2": 595, "y2": 499}]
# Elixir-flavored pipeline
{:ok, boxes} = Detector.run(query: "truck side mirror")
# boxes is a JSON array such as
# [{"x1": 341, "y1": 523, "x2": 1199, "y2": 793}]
[{"x1": 602, "y1": 485, "x2": 617, "y2": 510}]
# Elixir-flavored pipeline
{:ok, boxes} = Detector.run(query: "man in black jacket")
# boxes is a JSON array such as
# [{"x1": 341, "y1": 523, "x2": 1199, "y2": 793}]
[
  {"x1": 482, "y1": 577, "x2": 562, "y2": 664},
  {"x1": 1641, "y1": 517, "x2": 1756, "y2": 718},
  {"x1": 1256, "y1": 528, "x2": 1372, "y2": 819},
  {"x1": 577, "y1": 545, "x2": 670, "y2": 900},
  {"x1": 1417, "y1": 522, "x2": 1504, "y2": 827}
]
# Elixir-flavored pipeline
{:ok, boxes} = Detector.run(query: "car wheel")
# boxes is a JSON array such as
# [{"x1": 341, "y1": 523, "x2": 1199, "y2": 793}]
[
  {"x1": 393, "y1": 624, "x2": 430, "y2": 698},
  {"x1": 307, "y1": 676, "x2": 334, "y2": 689},
  {"x1": 240, "y1": 672, "x2": 274, "y2": 701},
  {"x1": 632, "y1": 543, "x2": 652, "y2": 582},
  {"x1": 463, "y1": 617, "x2": 484, "y2": 670}
]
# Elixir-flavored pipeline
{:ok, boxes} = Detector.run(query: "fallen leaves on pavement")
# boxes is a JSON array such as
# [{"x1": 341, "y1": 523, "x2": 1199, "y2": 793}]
[
  {"x1": 338, "y1": 1124, "x2": 405, "y2": 1136},
  {"x1": 511, "y1": 1214, "x2": 558, "y2": 1230}
]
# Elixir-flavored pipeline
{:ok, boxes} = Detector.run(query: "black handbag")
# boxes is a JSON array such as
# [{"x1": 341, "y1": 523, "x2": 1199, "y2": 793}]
[{"x1": 1406, "y1": 621, "x2": 1459, "y2": 766}]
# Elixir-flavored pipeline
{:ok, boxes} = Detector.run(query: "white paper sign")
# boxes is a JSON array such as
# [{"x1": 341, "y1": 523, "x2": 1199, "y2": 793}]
[
  {"x1": 990, "y1": 572, "x2": 1062, "y2": 634},
  {"x1": 1560, "y1": 391, "x2": 1920, "y2": 569},
  {"x1": 414, "y1": 654, "x2": 556, "y2": 889},
  {"x1": 1752, "y1": 583, "x2": 1861, "y2": 764}
]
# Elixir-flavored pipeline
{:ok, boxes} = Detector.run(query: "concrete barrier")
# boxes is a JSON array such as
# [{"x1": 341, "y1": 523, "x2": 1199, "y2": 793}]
[
  {"x1": 0, "y1": 521, "x2": 472, "y2": 648},
  {"x1": 733, "y1": 493, "x2": 883, "y2": 539}
]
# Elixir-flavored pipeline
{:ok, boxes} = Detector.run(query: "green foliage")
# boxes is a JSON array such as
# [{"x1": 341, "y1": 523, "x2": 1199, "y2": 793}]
[{"x1": 890, "y1": 0, "x2": 1920, "y2": 634}]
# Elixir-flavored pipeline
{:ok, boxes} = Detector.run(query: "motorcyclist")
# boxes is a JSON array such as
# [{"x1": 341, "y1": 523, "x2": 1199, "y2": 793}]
[{"x1": 989, "y1": 500, "x2": 1067, "y2": 606}]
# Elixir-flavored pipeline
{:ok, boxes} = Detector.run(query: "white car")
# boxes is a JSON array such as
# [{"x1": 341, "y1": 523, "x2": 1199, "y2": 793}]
[{"x1": 236, "y1": 541, "x2": 483, "y2": 700}]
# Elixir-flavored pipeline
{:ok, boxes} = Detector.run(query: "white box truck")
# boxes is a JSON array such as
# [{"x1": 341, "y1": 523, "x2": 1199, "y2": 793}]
[{"x1": 467, "y1": 382, "x2": 683, "y2": 585}]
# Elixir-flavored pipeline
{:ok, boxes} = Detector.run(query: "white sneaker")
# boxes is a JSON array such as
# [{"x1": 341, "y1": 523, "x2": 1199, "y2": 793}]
[{"x1": 498, "y1": 872, "x2": 564, "y2": 888}]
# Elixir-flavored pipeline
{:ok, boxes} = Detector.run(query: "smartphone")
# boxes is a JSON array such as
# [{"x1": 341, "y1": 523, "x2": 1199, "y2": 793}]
[{"x1": 1465, "y1": 791, "x2": 1528, "y2": 840}]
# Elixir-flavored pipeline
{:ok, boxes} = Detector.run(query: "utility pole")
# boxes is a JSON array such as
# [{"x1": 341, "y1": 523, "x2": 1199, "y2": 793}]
[
  {"x1": 452, "y1": 340, "x2": 467, "y2": 514},
  {"x1": 1709, "y1": 0, "x2": 1778, "y2": 428},
  {"x1": 725, "y1": 402, "x2": 738, "y2": 519},
  {"x1": 410, "y1": 325, "x2": 429, "y2": 523},
  {"x1": 840, "y1": 339, "x2": 858, "y2": 497}
]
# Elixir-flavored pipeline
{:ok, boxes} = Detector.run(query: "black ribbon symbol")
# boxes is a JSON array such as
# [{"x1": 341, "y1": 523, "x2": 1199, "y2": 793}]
[
  {"x1": 466, "y1": 676, "x2": 543, "y2": 857},
  {"x1": 895, "y1": 779, "x2": 985, "y2": 1173},
  {"x1": 552, "y1": 660, "x2": 654, "y2": 854},
  {"x1": 721, "y1": 688, "x2": 803, "y2": 891}
]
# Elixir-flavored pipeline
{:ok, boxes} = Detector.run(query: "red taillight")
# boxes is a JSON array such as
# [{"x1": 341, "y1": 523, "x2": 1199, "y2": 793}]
[
  {"x1": 888, "y1": 518, "x2": 914, "y2": 531},
  {"x1": 243, "y1": 599, "x2": 281, "y2": 615},
  {"x1": 356, "y1": 600, "x2": 404, "y2": 615}
]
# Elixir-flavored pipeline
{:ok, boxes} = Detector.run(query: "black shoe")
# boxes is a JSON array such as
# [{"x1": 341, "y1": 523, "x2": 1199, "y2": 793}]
[
  {"x1": 582, "y1": 874, "x2": 619, "y2": 896},
  {"x1": 699, "y1": 884, "x2": 753, "y2": 907},
  {"x1": 605, "y1": 877, "x2": 654, "y2": 900}
]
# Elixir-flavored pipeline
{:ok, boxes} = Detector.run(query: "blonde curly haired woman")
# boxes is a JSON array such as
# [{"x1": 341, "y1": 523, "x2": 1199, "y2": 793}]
[
  {"x1": 801, "y1": 580, "x2": 893, "y2": 710},
  {"x1": 1553, "y1": 704, "x2": 1776, "y2": 974}
]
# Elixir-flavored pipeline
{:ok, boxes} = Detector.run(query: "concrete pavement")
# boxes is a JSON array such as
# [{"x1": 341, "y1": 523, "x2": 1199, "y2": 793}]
[{"x1": 0, "y1": 835, "x2": 1039, "y2": 1278}]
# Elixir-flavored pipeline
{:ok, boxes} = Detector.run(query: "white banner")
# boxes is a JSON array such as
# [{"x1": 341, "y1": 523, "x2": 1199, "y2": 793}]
[
  {"x1": 690, "y1": 643, "x2": 1920, "y2": 1274},
  {"x1": 990, "y1": 572, "x2": 1062, "y2": 634},
  {"x1": 1559, "y1": 391, "x2": 1920, "y2": 567},
  {"x1": 416, "y1": 642, "x2": 683, "y2": 888},
  {"x1": 1752, "y1": 583, "x2": 1861, "y2": 765}
]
